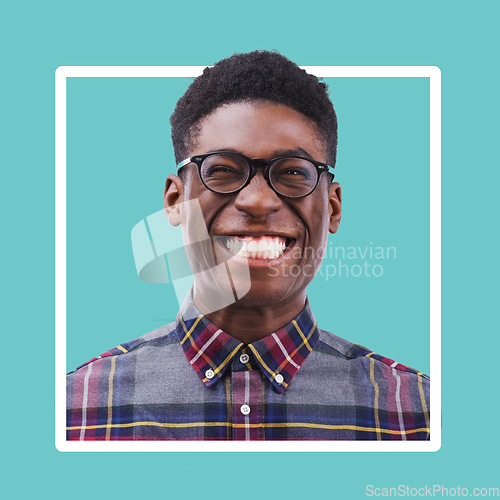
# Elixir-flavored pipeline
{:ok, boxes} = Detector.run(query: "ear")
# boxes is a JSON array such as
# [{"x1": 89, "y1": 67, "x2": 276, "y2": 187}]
[
  {"x1": 328, "y1": 182, "x2": 342, "y2": 234},
  {"x1": 164, "y1": 174, "x2": 184, "y2": 227}
]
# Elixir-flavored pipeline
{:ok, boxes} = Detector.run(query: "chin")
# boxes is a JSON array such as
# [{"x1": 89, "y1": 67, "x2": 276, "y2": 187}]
[{"x1": 233, "y1": 278, "x2": 304, "y2": 309}]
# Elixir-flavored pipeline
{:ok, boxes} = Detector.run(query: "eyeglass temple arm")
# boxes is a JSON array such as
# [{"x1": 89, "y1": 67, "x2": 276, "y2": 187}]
[{"x1": 176, "y1": 157, "x2": 193, "y2": 170}]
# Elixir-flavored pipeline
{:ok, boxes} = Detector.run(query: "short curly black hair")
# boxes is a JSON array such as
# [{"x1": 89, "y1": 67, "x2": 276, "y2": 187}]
[{"x1": 170, "y1": 50, "x2": 338, "y2": 167}]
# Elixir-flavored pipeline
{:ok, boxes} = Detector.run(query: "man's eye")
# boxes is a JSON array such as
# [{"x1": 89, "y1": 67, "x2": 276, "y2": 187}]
[
  {"x1": 206, "y1": 165, "x2": 237, "y2": 175},
  {"x1": 282, "y1": 168, "x2": 311, "y2": 179}
]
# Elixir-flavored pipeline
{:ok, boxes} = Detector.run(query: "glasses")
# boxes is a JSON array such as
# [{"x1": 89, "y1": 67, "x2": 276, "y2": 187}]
[{"x1": 177, "y1": 151, "x2": 334, "y2": 198}]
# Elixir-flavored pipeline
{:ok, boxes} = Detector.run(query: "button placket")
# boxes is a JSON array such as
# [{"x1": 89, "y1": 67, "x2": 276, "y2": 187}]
[{"x1": 231, "y1": 370, "x2": 263, "y2": 441}]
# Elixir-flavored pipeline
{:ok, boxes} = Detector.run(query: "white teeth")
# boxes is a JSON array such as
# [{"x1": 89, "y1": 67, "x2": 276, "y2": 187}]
[
  {"x1": 257, "y1": 239, "x2": 267, "y2": 253},
  {"x1": 248, "y1": 240, "x2": 258, "y2": 253},
  {"x1": 222, "y1": 236, "x2": 289, "y2": 259}
]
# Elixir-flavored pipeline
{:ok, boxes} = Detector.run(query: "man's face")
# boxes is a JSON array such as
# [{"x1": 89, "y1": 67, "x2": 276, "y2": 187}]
[{"x1": 166, "y1": 100, "x2": 341, "y2": 310}]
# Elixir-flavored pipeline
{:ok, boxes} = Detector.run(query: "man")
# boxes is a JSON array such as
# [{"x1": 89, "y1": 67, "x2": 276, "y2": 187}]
[{"x1": 67, "y1": 51, "x2": 430, "y2": 441}]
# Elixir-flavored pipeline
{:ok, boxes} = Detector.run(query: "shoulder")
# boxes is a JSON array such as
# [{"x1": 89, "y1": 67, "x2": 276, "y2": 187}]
[
  {"x1": 67, "y1": 321, "x2": 178, "y2": 376},
  {"x1": 311, "y1": 328, "x2": 429, "y2": 426},
  {"x1": 304, "y1": 328, "x2": 430, "y2": 440},
  {"x1": 315, "y1": 327, "x2": 430, "y2": 381}
]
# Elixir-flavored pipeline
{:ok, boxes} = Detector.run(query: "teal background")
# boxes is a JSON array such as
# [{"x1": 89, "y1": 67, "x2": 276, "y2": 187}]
[{"x1": 1, "y1": 1, "x2": 498, "y2": 499}]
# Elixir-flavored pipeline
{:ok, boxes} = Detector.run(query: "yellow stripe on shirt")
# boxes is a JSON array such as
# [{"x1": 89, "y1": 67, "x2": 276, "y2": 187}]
[
  {"x1": 291, "y1": 320, "x2": 314, "y2": 352},
  {"x1": 369, "y1": 357, "x2": 381, "y2": 441},
  {"x1": 68, "y1": 421, "x2": 429, "y2": 435},
  {"x1": 418, "y1": 373, "x2": 430, "y2": 439},
  {"x1": 180, "y1": 315, "x2": 203, "y2": 345},
  {"x1": 276, "y1": 323, "x2": 316, "y2": 373},
  {"x1": 201, "y1": 343, "x2": 244, "y2": 382},
  {"x1": 248, "y1": 344, "x2": 289, "y2": 388}
]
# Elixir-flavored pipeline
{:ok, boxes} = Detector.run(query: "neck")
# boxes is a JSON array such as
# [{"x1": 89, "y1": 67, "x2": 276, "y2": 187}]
[{"x1": 194, "y1": 288, "x2": 307, "y2": 344}]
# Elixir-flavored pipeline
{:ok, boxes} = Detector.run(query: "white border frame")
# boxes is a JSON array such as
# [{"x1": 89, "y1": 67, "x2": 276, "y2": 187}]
[{"x1": 55, "y1": 66, "x2": 441, "y2": 452}]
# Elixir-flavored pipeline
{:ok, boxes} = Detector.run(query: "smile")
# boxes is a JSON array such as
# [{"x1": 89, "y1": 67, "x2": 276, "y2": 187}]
[{"x1": 217, "y1": 235, "x2": 293, "y2": 260}]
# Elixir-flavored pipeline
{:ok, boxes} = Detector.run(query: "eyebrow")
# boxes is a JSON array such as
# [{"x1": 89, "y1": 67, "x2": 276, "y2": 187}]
[{"x1": 206, "y1": 147, "x2": 315, "y2": 160}]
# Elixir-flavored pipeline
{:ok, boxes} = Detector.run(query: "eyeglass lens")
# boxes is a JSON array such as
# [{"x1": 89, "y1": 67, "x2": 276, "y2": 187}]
[{"x1": 200, "y1": 153, "x2": 318, "y2": 197}]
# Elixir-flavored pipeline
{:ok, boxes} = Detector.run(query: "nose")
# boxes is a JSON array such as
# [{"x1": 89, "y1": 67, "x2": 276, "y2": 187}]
[{"x1": 233, "y1": 170, "x2": 282, "y2": 218}]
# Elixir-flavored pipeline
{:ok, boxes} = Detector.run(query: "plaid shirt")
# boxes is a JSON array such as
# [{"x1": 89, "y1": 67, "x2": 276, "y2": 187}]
[{"x1": 67, "y1": 294, "x2": 430, "y2": 441}]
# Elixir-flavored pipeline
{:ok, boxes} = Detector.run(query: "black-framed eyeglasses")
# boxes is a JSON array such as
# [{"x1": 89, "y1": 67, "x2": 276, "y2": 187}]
[{"x1": 176, "y1": 151, "x2": 334, "y2": 198}]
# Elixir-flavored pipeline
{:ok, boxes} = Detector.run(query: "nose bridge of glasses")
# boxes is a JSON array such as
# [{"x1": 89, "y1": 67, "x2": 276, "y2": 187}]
[
  {"x1": 242, "y1": 157, "x2": 270, "y2": 184},
  {"x1": 248, "y1": 157, "x2": 271, "y2": 173},
  {"x1": 233, "y1": 159, "x2": 280, "y2": 201}
]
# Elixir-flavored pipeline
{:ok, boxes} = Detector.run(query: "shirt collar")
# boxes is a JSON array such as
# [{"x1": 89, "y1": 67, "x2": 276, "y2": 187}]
[{"x1": 176, "y1": 291, "x2": 319, "y2": 394}]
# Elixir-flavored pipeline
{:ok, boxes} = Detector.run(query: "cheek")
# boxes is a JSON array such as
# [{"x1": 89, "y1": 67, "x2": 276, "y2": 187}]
[
  {"x1": 182, "y1": 174, "x2": 215, "y2": 220},
  {"x1": 302, "y1": 198, "x2": 330, "y2": 242},
  {"x1": 308, "y1": 231, "x2": 329, "y2": 268},
  {"x1": 300, "y1": 205, "x2": 330, "y2": 266},
  {"x1": 189, "y1": 190, "x2": 234, "y2": 235}
]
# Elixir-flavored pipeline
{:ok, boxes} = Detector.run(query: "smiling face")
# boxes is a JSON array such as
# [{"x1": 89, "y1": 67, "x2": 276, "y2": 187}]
[{"x1": 165, "y1": 100, "x2": 342, "y2": 323}]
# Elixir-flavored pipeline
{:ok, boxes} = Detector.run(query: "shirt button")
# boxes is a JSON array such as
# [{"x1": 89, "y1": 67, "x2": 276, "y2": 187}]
[
  {"x1": 275, "y1": 373, "x2": 284, "y2": 384},
  {"x1": 240, "y1": 353, "x2": 250, "y2": 364},
  {"x1": 240, "y1": 404, "x2": 251, "y2": 415},
  {"x1": 205, "y1": 369, "x2": 215, "y2": 380}
]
